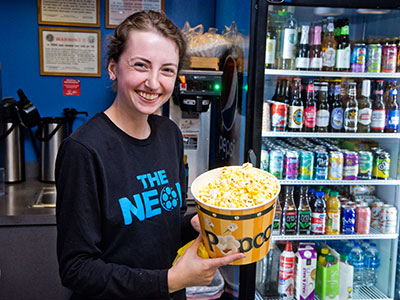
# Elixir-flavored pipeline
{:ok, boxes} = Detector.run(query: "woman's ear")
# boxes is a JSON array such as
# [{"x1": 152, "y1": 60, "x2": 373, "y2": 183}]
[{"x1": 108, "y1": 59, "x2": 117, "y2": 80}]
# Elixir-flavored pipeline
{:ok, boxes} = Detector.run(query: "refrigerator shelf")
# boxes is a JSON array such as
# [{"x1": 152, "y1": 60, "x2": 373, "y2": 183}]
[
  {"x1": 278, "y1": 179, "x2": 400, "y2": 185},
  {"x1": 271, "y1": 227, "x2": 398, "y2": 241},
  {"x1": 264, "y1": 69, "x2": 400, "y2": 79},
  {"x1": 262, "y1": 131, "x2": 400, "y2": 139}
]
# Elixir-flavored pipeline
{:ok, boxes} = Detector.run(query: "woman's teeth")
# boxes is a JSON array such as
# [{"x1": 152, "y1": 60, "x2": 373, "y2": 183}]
[{"x1": 138, "y1": 91, "x2": 158, "y2": 100}]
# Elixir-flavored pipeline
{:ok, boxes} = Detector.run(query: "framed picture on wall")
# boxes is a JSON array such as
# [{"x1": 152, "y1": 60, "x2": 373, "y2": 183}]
[
  {"x1": 39, "y1": 27, "x2": 101, "y2": 77},
  {"x1": 106, "y1": 0, "x2": 164, "y2": 28},
  {"x1": 38, "y1": 0, "x2": 100, "y2": 27}
]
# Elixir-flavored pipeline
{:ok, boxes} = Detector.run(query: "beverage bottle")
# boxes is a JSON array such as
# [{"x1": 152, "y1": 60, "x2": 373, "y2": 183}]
[
  {"x1": 336, "y1": 18, "x2": 351, "y2": 71},
  {"x1": 309, "y1": 25, "x2": 323, "y2": 71},
  {"x1": 311, "y1": 191, "x2": 327, "y2": 235},
  {"x1": 297, "y1": 186, "x2": 311, "y2": 235},
  {"x1": 326, "y1": 191, "x2": 341, "y2": 235},
  {"x1": 277, "y1": 79, "x2": 287, "y2": 102},
  {"x1": 322, "y1": 17, "x2": 337, "y2": 71},
  {"x1": 283, "y1": 79, "x2": 291, "y2": 105},
  {"x1": 257, "y1": 242, "x2": 281, "y2": 296},
  {"x1": 348, "y1": 243, "x2": 365, "y2": 288},
  {"x1": 304, "y1": 82, "x2": 317, "y2": 132},
  {"x1": 282, "y1": 186, "x2": 298, "y2": 235},
  {"x1": 344, "y1": 82, "x2": 358, "y2": 133},
  {"x1": 344, "y1": 240, "x2": 355, "y2": 255},
  {"x1": 288, "y1": 78, "x2": 304, "y2": 132},
  {"x1": 281, "y1": 13, "x2": 298, "y2": 70},
  {"x1": 296, "y1": 25, "x2": 310, "y2": 70},
  {"x1": 266, "y1": 28, "x2": 277, "y2": 69},
  {"x1": 334, "y1": 18, "x2": 342, "y2": 45},
  {"x1": 364, "y1": 242, "x2": 380, "y2": 287},
  {"x1": 307, "y1": 188, "x2": 316, "y2": 208},
  {"x1": 371, "y1": 80, "x2": 386, "y2": 133},
  {"x1": 275, "y1": 23, "x2": 284, "y2": 69},
  {"x1": 271, "y1": 78, "x2": 281, "y2": 101},
  {"x1": 278, "y1": 241, "x2": 296, "y2": 300},
  {"x1": 385, "y1": 87, "x2": 400, "y2": 132},
  {"x1": 358, "y1": 79, "x2": 373, "y2": 133},
  {"x1": 330, "y1": 81, "x2": 344, "y2": 132},
  {"x1": 273, "y1": 196, "x2": 282, "y2": 235},
  {"x1": 316, "y1": 82, "x2": 330, "y2": 132}
]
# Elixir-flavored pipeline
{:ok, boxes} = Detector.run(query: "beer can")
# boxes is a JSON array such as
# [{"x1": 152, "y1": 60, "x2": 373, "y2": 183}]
[
  {"x1": 271, "y1": 101, "x2": 288, "y2": 131},
  {"x1": 366, "y1": 44, "x2": 382, "y2": 73},
  {"x1": 373, "y1": 150, "x2": 391, "y2": 180},
  {"x1": 341, "y1": 204, "x2": 356, "y2": 234},
  {"x1": 269, "y1": 149, "x2": 284, "y2": 179},
  {"x1": 358, "y1": 151, "x2": 374, "y2": 180},
  {"x1": 314, "y1": 151, "x2": 329, "y2": 180},
  {"x1": 328, "y1": 151, "x2": 344, "y2": 180},
  {"x1": 382, "y1": 44, "x2": 398, "y2": 73},
  {"x1": 261, "y1": 144, "x2": 269, "y2": 171},
  {"x1": 380, "y1": 204, "x2": 397, "y2": 234},
  {"x1": 284, "y1": 150, "x2": 299, "y2": 180},
  {"x1": 299, "y1": 150, "x2": 314, "y2": 180},
  {"x1": 343, "y1": 151, "x2": 359, "y2": 180},
  {"x1": 371, "y1": 201, "x2": 384, "y2": 229},
  {"x1": 351, "y1": 43, "x2": 367, "y2": 72},
  {"x1": 355, "y1": 204, "x2": 371, "y2": 234}
]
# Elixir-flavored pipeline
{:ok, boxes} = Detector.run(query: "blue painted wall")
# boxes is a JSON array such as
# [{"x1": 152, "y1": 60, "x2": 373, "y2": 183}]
[{"x1": 0, "y1": 0, "x2": 217, "y2": 162}]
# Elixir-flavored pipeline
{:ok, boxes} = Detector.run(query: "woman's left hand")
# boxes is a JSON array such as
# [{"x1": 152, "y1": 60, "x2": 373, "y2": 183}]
[{"x1": 190, "y1": 214, "x2": 200, "y2": 232}]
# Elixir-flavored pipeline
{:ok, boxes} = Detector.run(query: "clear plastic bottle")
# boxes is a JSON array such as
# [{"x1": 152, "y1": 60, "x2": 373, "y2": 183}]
[
  {"x1": 364, "y1": 243, "x2": 380, "y2": 287},
  {"x1": 348, "y1": 243, "x2": 364, "y2": 287},
  {"x1": 256, "y1": 242, "x2": 281, "y2": 296}
]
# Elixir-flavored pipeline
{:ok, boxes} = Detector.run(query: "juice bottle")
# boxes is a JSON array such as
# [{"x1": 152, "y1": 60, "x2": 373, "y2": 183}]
[
  {"x1": 326, "y1": 191, "x2": 341, "y2": 235},
  {"x1": 311, "y1": 191, "x2": 327, "y2": 235}
]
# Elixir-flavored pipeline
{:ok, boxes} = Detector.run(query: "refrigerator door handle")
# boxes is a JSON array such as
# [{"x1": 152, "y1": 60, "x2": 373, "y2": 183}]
[{"x1": 248, "y1": 149, "x2": 257, "y2": 166}]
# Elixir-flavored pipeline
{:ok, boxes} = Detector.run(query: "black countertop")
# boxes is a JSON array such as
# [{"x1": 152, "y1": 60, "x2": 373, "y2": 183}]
[{"x1": 0, "y1": 179, "x2": 56, "y2": 226}]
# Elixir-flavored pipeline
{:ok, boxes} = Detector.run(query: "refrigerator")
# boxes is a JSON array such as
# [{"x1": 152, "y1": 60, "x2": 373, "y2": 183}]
[{"x1": 212, "y1": 0, "x2": 400, "y2": 299}]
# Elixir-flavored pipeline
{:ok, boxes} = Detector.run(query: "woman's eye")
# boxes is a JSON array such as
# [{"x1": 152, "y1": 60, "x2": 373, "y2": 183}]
[
  {"x1": 134, "y1": 63, "x2": 147, "y2": 69},
  {"x1": 162, "y1": 67, "x2": 176, "y2": 75}
]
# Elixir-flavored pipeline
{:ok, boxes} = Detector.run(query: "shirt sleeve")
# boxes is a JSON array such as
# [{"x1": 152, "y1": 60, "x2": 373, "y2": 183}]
[{"x1": 55, "y1": 138, "x2": 175, "y2": 299}]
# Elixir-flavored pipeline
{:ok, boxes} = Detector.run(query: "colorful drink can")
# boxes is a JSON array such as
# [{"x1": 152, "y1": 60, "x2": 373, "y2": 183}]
[
  {"x1": 269, "y1": 149, "x2": 284, "y2": 179},
  {"x1": 314, "y1": 151, "x2": 329, "y2": 180},
  {"x1": 284, "y1": 150, "x2": 299, "y2": 180},
  {"x1": 371, "y1": 201, "x2": 384, "y2": 229},
  {"x1": 343, "y1": 151, "x2": 359, "y2": 180},
  {"x1": 382, "y1": 44, "x2": 398, "y2": 73},
  {"x1": 380, "y1": 204, "x2": 397, "y2": 234},
  {"x1": 271, "y1": 101, "x2": 288, "y2": 131},
  {"x1": 299, "y1": 150, "x2": 314, "y2": 180},
  {"x1": 341, "y1": 204, "x2": 356, "y2": 234},
  {"x1": 260, "y1": 144, "x2": 269, "y2": 171},
  {"x1": 373, "y1": 150, "x2": 391, "y2": 180},
  {"x1": 366, "y1": 44, "x2": 382, "y2": 73},
  {"x1": 358, "y1": 151, "x2": 374, "y2": 180},
  {"x1": 355, "y1": 204, "x2": 371, "y2": 234},
  {"x1": 350, "y1": 43, "x2": 367, "y2": 72},
  {"x1": 328, "y1": 151, "x2": 344, "y2": 180}
]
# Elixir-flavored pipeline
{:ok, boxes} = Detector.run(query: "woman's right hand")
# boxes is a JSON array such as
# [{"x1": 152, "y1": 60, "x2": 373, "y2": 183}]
[{"x1": 167, "y1": 234, "x2": 245, "y2": 293}]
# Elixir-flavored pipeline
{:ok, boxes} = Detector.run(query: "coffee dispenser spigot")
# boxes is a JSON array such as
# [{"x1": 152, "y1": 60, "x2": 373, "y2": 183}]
[{"x1": 63, "y1": 108, "x2": 88, "y2": 136}]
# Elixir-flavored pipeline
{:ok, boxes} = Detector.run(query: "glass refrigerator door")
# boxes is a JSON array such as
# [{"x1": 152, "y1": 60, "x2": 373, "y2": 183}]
[{"x1": 251, "y1": 2, "x2": 400, "y2": 300}]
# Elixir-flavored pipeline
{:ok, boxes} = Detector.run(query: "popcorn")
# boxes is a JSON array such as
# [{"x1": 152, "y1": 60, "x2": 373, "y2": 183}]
[{"x1": 198, "y1": 163, "x2": 279, "y2": 208}]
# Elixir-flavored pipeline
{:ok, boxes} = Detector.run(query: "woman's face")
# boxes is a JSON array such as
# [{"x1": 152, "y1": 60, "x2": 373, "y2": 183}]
[{"x1": 108, "y1": 30, "x2": 179, "y2": 116}]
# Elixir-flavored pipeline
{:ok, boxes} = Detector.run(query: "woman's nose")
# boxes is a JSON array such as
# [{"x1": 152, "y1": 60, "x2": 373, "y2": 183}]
[{"x1": 145, "y1": 71, "x2": 160, "y2": 91}]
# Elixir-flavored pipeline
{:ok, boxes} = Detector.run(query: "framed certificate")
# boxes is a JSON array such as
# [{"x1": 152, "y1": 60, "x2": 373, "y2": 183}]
[
  {"x1": 39, "y1": 27, "x2": 101, "y2": 77},
  {"x1": 38, "y1": 0, "x2": 100, "y2": 27},
  {"x1": 106, "y1": 0, "x2": 164, "y2": 28}
]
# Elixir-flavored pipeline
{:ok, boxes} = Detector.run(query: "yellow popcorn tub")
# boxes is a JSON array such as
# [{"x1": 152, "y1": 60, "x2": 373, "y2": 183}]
[{"x1": 191, "y1": 164, "x2": 280, "y2": 265}]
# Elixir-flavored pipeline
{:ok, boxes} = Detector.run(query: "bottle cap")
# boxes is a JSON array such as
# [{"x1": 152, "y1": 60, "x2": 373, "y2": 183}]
[
  {"x1": 285, "y1": 241, "x2": 293, "y2": 252},
  {"x1": 326, "y1": 255, "x2": 335, "y2": 262},
  {"x1": 315, "y1": 191, "x2": 325, "y2": 197},
  {"x1": 321, "y1": 248, "x2": 329, "y2": 255},
  {"x1": 330, "y1": 191, "x2": 339, "y2": 197}
]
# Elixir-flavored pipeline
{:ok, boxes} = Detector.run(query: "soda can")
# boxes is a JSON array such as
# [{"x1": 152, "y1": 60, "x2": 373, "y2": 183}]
[
  {"x1": 358, "y1": 151, "x2": 374, "y2": 180},
  {"x1": 343, "y1": 151, "x2": 359, "y2": 180},
  {"x1": 380, "y1": 204, "x2": 397, "y2": 234},
  {"x1": 314, "y1": 151, "x2": 329, "y2": 180},
  {"x1": 270, "y1": 101, "x2": 288, "y2": 131},
  {"x1": 355, "y1": 204, "x2": 371, "y2": 234},
  {"x1": 261, "y1": 144, "x2": 269, "y2": 171},
  {"x1": 350, "y1": 43, "x2": 367, "y2": 72},
  {"x1": 373, "y1": 150, "x2": 391, "y2": 180},
  {"x1": 371, "y1": 201, "x2": 384, "y2": 229},
  {"x1": 382, "y1": 44, "x2": 398, "y2": 73},
  {"x1": 328, "y1": 151, "x2": 344, "y2": 180},
  {"x1": 341, "y1": 204, "x2": 356, "y2": 234},
  {"x1": 269, "y1": 149, "x2": 284, "y2": 179},
  {"x1": 299, "y1": 150, "x2": 314, "y2": 180},
  {"x1": 284, "y1": 150, "x2": 299, "y2": 180},
  {"x1": 366, "y1": 44, "x2": 382, "y2": 73}
]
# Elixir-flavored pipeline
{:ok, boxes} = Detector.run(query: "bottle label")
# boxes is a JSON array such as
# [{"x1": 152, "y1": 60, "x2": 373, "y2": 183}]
[
  {"x1": 358, "y1": 107, "x2": 372, "y2": 125},
  {"x1": 371, "y1": 109, "x2": 386, "y2": 130},
  {"x1": 341, "y1": 25, "x2": 349, "y2": 35},
  {"x1": 265, "y1": 39, "x2": 276, "y2": 65},
  {"x1": 322, "y1": 47, "x2": 336, "y2": 67},
  {"x1": 304, "y1": 106, "x2": 317, "y2": 128},
  {"x1": 386, "y1": 109, "x2": 400, "y2": 130},
  {"x1": 336, "y1": 46, "x2": 351, "y2": 69},
  {"x1": 284, "y1": 211, "x2": 297, "y2": 234},
  {"x1": 311, "y1": 212, "x2": 326, "y2": 234},
  {"x1": 298, "y1": 210, "x2": 311, "y2": 234},
  {"x1": 283, "y1": 29, "x2": 297, "y2": 59},
  {"x1": 344, "y1": 107, "x2": 358, "y2": 131},
  {"x1": 310, "y1": 57, "x2": 322, "y2": 69},
  {"x1": 330, "y1": 107, "x2": 343, "y2": 129},
  {"x1": 288, "y1": 105, "x2": 303, "y2": 128},
  {"x1": 316, "y1": 109, "x2": 330, "y2": 127},
  {"x1": 296, "y1": 57, "x2": 310, "y2": 69},
  {"x1": 326, "y1": 212, "x2": 340, "y2": 234},
  {"x1": 273, "y1": 211, "x2": 281, "y2": 234}
]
